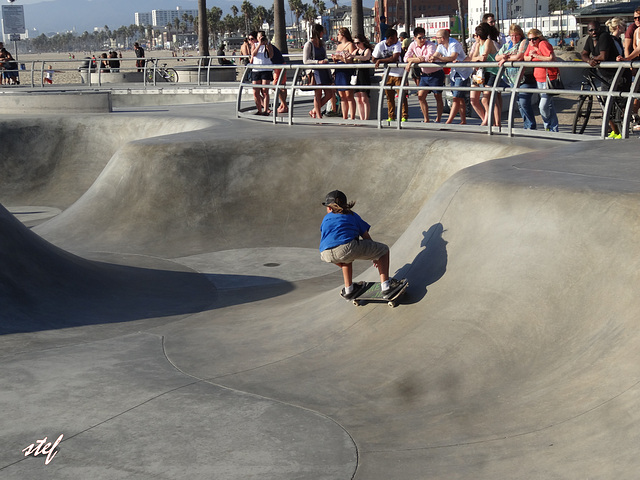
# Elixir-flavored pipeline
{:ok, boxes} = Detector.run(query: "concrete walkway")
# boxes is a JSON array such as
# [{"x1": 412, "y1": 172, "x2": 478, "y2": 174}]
[{"x1": 2, "y1": 102, "x2": 640, "y2": 479}]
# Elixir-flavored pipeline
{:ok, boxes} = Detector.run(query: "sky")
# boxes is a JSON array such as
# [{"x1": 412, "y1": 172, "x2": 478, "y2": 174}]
[{"x1": 8, "y1": 0, "x2": 374, "y2": 35}]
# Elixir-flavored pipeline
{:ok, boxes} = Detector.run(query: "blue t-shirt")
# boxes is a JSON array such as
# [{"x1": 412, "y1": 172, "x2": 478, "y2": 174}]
[{"x1": 319, "y1": 211, "x2": 371, "y2": 252}]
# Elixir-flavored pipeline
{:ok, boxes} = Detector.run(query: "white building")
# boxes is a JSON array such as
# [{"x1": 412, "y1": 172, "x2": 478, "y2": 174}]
[
  {"x1": 134, "y1": 7, "x2": 197, "y2": 28},
  {"x1": 135, "y1": 12, "x2": 152, "y2": 27},
  {"x1": 468, "y1": 0, "x2": 548, "y2": 36}
]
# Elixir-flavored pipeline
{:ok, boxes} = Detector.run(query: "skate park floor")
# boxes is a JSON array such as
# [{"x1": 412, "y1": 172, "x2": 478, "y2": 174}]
[{"x1": 2, "y1": 100, "x2": 640, "y2": 479}]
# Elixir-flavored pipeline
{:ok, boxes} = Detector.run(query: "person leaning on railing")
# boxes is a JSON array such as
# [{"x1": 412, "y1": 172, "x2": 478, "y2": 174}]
[
  {"x1": 496, "y1": 24, "x2": 537, "y2": 130},
  {"x1": 524, "y1": 29, "x2": 559, "y2": 132},
  {"x1": 583, "y1": 20, "x2": 630, "y2": 138},
  {"x1": 617, "y1": 15, "x2": 640, "y2": 132}
]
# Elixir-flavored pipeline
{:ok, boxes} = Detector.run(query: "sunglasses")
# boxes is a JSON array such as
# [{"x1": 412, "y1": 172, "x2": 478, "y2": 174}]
[
  {"x1": 588, "y1": 28, "x2": 597, "y2": 32},
  {"x1": 635, "y1": 16, "x2": 640, "y2": 20},
  {"x1": 416, "y1": 36, "x2": 425, "y2": 40},
  {"x1": 528, "y1": 37, "x2": 540, "y2": 41}
]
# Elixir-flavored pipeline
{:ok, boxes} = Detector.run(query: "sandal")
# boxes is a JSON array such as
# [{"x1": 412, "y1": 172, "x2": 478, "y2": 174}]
[{"x1": 309, "y1": 110, "x2": 316, "y2": 118}]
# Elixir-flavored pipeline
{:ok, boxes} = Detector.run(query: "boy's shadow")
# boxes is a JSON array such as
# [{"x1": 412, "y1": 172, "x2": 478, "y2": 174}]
[{"x1": 394, "y1": 223, "x2": 448, "y2": 304}]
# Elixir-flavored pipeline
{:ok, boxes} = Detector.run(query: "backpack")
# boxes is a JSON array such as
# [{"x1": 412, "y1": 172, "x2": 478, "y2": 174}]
[{"x1": 271, "y1": 45, "x2": 285, "y2": 65}]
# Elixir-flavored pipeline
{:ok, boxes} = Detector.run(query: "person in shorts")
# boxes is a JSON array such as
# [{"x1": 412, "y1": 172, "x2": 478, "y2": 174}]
[
  {"x1": 404, "y1": 26, "x2": 444, "y2": 123},
  {"x1": 432, "y1": 29, "x2": 472, "y2": 124},
  {"x1": 250, "y1": 30, "x2": 274, "y2": 115},
  {"x1": 319, "y1": 190, "x2": 401, "y2": 300}
]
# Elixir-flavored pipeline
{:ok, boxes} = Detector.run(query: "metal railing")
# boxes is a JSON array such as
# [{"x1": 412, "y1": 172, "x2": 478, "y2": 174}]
[
  {"x1": 0, "y1": 55, "x2": 302, "y2": 88},
  {"x1": 4, "y1": 54, "x2": 639, "y2": 140},
  {"x1": 236, "y1": 60, "x2": 640, "y2": 141}
]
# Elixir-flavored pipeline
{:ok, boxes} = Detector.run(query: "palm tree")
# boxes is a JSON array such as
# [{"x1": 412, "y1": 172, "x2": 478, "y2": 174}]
[
  {"x1": 255, "y1": 5, "x2": 268, "y2": 30},
  {"x1": 241, "y1": 0, "x2": 254, "y2": 34},
  {"x1": 274, "y1": 0, "x2": 287, "y2": 53},
  {"x1": 457, "y1": 0, "x2": 466, "y2": 53},
  {"x1": 303, "y1": 4, "x2": 317, "y2": 40},
  {"x1": 198, "y1": 0, "x2": 210, "y2": 60},
  {"x1": 208, "y1": 6, "x2": 223, "y2": 47},
  {"x1": 173, "y1": 16, "x2": 181, "y2": 38},
  {"x1": 232, "y1": 5, "x2": 239, "y2": 18},
  {"x1": 289, "y1": 0, "x2": 304, "y2": 46},
  {"x1": 351, "y1": 0, "x2": 363, "y2": 36}
]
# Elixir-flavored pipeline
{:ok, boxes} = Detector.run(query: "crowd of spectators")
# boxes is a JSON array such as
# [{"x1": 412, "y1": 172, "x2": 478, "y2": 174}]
[{"x1": 243, "y1": 11, "x2": 640, "y2": 135}]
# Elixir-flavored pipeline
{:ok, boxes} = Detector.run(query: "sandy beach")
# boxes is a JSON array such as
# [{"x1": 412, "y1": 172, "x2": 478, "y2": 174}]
[{"x1": 12, "y1": 50, "x2": 204, "y2": 85}]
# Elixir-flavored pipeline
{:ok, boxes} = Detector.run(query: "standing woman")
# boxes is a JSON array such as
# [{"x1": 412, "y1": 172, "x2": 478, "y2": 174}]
[
  {"x1": 496, "y1": 24, "x2": 536, "y2": 129},
  {"x1": 251, "y1": 31, "x2": 274, "y2": 115},
  {"x1": 350, "y1": 34, "x2": 373, "y2": 120},
  {"x1": 303, "y1": 24, "x2": 334, "y2": 119},
  {"x1": 332, "y1": 27, "x2": 358, "y2": 120},
  {"x1": 524, "y1": 29, "x2": 559, "y2": 132},
  {"x1": 469, "y1": 23, "x2": 501, "y2": 126}
]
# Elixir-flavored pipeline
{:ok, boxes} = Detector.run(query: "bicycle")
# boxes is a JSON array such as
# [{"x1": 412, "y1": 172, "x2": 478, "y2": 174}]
[
  {"x1": 145, "y1": 59, "x2": 178, "y2": 83},
  {"x1": 572, "y1": 68, "x2": 631, "y2": 136}
]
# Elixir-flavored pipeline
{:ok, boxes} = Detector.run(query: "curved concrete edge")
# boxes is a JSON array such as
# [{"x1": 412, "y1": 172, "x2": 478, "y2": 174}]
[
  {"x1": 0, "y1": 333, "x2": 357, "y2": 479},
  {"x1": 0, "y1": 91, "x2": 112, "y2": 114},
  {"x1": 31, "y1": 125, "x2": 548, "y2": 258},
  {"x1": 0, "y1": 114, "x2": 218, "y2": 209}
]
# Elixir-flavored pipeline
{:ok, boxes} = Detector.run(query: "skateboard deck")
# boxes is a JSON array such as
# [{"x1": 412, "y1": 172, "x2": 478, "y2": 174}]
[{"x1": 349, "y1": 279, "x2": 409, "y2": 307}]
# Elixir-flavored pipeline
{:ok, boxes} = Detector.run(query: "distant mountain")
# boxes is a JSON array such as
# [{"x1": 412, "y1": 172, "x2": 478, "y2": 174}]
[
  {"x1": 20, "y1": 0, "x2": 371, "y2": 36},
  {"x1": 21, "y1": 0, "x2": 265, "y2": 34}
]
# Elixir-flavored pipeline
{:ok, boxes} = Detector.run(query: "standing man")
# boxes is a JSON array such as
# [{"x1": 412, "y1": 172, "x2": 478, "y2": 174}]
[
  {"x1": 134, "y1": 42, "x2": 145, "y2": 72},
  {"x1": 404, "y1": 27, "x2": 444, "y2": 123},
  {"x1": 432, "y1": 28, "x2": 473, "y2": 124},
  {"x1": 581, "y1": 20, "x2": 619, "y2": 83},
  {"x1": 482, "y1": 13, "x2": 507, "y2": 46},
  {"x1": 373, "y1": 28, "x2": 408, "y2": 122},
  {"x1": 377, "y1": 16, "x2": 389, "y2": 43},
  {"x1": 624, "y1": 8, "x2": 640, "y2": 127},
  {"x1": 624, "y1": 7, "x2": 640, "y2": 59}
]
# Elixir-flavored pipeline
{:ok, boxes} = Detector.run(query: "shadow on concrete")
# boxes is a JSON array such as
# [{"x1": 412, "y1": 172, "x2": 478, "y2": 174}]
[
  {"x1": 394, "y1": 223, "x2": 448, "y2": 304},
  {"x1": 0, "y1": 203, "x2": 293, "y2": 334}
]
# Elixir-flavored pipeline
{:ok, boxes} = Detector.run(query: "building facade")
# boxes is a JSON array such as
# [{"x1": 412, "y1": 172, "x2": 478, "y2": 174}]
[
  {"x1": 134, "y1": 7, "x2": 197, "y2": 28},
  {"x1": 373, "y1": 0, "x2": 459, "y2": 34}
]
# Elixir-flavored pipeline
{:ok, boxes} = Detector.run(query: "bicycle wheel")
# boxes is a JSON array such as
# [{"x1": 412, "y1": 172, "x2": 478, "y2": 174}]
[
  {"x1": 166, "y1": 68, "x2": 178, "y2": 83},
  {"x1": 572, "y1": 95, "x2": 593, "y2": 134},
  {"x1": 612, "y1": 99, "x2": 628, "y2": 136}
]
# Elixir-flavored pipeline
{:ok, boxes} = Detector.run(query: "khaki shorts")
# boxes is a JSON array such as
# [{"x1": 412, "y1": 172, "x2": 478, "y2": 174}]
[{"x1": 320, "y1": 238, "x2": 388, "y2": 265}]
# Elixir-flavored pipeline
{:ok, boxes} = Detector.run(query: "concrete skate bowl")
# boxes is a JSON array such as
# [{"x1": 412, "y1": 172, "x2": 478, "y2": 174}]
[{"x1": 2, "y1": 112, "x2": 640, "y2": 479}]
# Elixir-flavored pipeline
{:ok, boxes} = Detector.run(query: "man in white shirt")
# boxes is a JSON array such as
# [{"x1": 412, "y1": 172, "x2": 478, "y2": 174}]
[
  {"x1": 432, "y1": 29, "x2": 472, "y2": 124},
  {"x1": 373, "y1": 28, "x2": 408, "y2": 122}
]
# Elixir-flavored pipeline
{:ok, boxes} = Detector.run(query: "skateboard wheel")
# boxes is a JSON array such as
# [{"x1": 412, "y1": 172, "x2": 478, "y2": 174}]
[
  {"x1": 353, "y1": 300, "x2": 360, "y2": 306},
  {"x1": 388, "y1": 301, "x2": 396, "y2": 308}
]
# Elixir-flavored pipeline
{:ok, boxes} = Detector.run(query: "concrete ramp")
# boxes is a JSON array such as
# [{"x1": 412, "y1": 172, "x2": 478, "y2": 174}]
[
  {"x1": 158, "y1": 140, "x2": 640, "y2": 479},
  {"x1": 0, "y1": 202, "x2": 216, "y2": 336}
]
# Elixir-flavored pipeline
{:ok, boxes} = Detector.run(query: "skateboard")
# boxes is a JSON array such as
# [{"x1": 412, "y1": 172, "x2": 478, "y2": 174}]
[{"x1": 348, "y1": 279, "x2": 409, "y2": 308}]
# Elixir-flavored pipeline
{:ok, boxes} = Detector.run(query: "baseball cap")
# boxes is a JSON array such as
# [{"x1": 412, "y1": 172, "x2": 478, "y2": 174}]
[{"x1": 323, "y1": 190, "x2": 347, "y2": 207}]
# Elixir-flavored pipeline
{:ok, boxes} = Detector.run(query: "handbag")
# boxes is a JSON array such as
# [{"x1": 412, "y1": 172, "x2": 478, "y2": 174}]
[
  {"x1": 350, "y1": 73, "x2": 358, "y2": 86},
  {"x1": 545, "y1": 70, "x2": 564, "y2": 95},
  {"x1": 471, "y1": 67, "x2": 484, "y2": 86}
]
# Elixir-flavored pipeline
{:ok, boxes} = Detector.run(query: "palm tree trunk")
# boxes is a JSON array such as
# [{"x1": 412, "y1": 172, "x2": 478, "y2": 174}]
[
  {"x1": 198, "y1": 0, "x2": 210, "y2": 62},
  {"x1": 274, "y1": 0, "x2": 288, "y2": 54},
  {"x1": 404, "y1": 0, "x2": 411, "y2": 34},
  {"x1": 351, "y1": 0, "x2": 364, "y2": 37}
]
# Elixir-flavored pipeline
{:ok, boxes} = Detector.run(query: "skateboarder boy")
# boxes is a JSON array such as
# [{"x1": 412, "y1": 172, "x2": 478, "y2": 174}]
[{"x1": 320, "y1": 190, "x2": 402, "y2": 299}]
